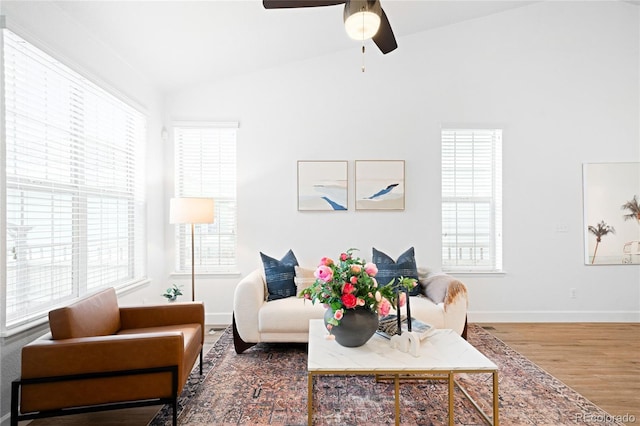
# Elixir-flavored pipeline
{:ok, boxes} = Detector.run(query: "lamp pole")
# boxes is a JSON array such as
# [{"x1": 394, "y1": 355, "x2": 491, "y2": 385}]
[{"x1": 191, "y1": 222, "x2": 195, "y2": 302}]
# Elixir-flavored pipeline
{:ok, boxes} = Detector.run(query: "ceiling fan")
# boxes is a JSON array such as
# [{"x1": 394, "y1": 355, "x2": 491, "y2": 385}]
[{"x1": 263, "y1": 0, "x2": 398, "y2": 54}]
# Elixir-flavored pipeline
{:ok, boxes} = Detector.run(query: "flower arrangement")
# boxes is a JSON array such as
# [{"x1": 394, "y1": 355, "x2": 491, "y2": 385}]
[{"x1": 300, "y1": 248, "x2": 416, "y2": 334}]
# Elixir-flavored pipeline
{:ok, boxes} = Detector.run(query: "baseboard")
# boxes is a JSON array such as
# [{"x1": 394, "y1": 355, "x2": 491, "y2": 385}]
[
  {"x1": 469, "y1": 310, "x2": 640, "y2": 323},
  {"x1": 206, "y1": 312, "x2": 232, "y2": 327}
]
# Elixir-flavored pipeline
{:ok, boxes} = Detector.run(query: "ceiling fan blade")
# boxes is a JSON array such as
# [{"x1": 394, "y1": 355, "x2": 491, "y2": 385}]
[
  {"x1": 372, "y1": 9, "x2": 397, "y2": 54},
  {"x1": 263, "y1": 0, "x2": 346, "y2": 9}
]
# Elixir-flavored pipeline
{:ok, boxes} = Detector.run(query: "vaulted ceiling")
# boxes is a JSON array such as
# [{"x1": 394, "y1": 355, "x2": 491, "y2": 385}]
[{"x1": 50, "y1": 0, "x2": 536, "y2": 94}]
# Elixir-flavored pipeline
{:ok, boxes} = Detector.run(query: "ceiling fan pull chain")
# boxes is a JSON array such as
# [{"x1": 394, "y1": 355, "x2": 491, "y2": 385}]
[
  {"x1": 361, "y1": 10, "x2": 366, "y2": 72},
  {"x1": 362, "y1": 44, "x2": 366, "y2": 72}
]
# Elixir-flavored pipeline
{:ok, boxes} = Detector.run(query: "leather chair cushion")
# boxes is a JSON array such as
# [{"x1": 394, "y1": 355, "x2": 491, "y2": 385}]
[{"x1": 49, "y1": 288, "x2": 121, "y2": 340}]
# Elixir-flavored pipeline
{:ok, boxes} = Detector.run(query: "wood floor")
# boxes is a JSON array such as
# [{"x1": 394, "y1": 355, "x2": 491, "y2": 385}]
[
  {"x1": 482, "y1": 322, "x2": 640, "y2": 424},
  {"x1": 22, "y1": 323, "x2": 639, "y2": 425}
]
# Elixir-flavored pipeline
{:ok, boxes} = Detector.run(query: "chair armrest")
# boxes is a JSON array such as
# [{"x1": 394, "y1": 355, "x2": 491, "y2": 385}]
[
  {"x1": 21, "y1": 333, "x2": 184, "y2": 379},
  {"x1": 233, "y1": 269, "x2": 267, "y2": 343},
  {"x1": 119, "y1": 302, "x2": 205, "y2": 342}
]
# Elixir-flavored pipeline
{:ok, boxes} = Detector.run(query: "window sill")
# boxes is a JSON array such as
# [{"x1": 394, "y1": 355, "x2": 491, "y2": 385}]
[
  {"x1": 1, "y1": 278, "x2": 151, "y2": 338},
  {"x1": 170, "y1": 270, "x2": 241, "y2": 279},
  {"x1": 442, "y1": 270, "x2": 507, "y2": 277}
]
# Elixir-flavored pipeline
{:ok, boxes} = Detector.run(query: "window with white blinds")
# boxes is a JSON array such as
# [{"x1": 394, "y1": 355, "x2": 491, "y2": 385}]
[
  {"x1": 174, "y1": 124, "x2": 237, "y2": 273},
  {"x1": 441, "y1": 128, "x2": 503, "y2": 272},
  {"x1": 1, "y1": 29, "x2": 147, "y2": 333}
]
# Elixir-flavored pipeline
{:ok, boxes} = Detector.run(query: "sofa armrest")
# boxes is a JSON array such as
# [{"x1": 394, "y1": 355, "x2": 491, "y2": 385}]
[
  {"x1": 233, "y1": 269, "x2": 267, "y2": 343},
  {"x1": 21, "y1": 332, "x2": 184, "y2": 379},
  {"x1": 442, "y1": 280, "x2": 468, "y2": 336},
  {"x1": 119, "y1": 302, "x2": 205, "y2": 343}
]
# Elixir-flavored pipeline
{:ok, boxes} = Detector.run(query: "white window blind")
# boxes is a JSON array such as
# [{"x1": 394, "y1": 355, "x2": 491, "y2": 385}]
[
  {"x1": 174, "y1": 124, "x2": 237, "y2": 273},
  {"x1": 2, "y1": 29, "x2": 147, "y2": 333},
  {"x1": 441, "y1": 128, "x2": 502, "y2": 272}
]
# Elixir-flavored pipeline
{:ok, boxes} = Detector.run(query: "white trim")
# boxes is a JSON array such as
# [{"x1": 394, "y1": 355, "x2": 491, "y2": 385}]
[
  {"x1": 469, "y1": 310, "x2": 640, "y2": 323},
  {"x1": 172, "y1": 121, "x2": 239, "y2": 129},
  {"x1": 206, "y1": 312, "x2": 232, "y2": 327}
]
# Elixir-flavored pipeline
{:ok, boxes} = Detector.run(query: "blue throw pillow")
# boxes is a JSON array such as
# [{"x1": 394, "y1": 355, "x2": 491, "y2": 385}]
[
  {"x1": 372, "y1": 247, "x2": 421, "y2": 296},
  {"x1": 260, "y1": 250, "x2": 299, "y2": 301}
]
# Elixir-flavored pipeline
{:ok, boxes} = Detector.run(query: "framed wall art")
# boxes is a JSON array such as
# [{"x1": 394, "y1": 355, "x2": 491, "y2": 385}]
[
  {"x1": 297, "y1": 161, "x2": 348, "y2": 211},
  {"x1": 355, "y1": 160, "x2": 405, "y2": 210},
  {"x1": 583, "y1": 162, "x2": 640, "y2": 265}
]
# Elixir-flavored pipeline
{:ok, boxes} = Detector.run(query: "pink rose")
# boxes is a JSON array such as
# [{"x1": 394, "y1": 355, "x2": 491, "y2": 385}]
[
  {"x1": 340, "y1": 253, "x2": 349, "y2": 261},
  {"x1": 342, "y1": 283, "x2": 355, "y2": 294},
  {"x1": 364, "y1": 262, "x2": 378, "y2": 276},
  {"x1": 350, "y1": 276, "x2": 358, "y2": 285},
  {"x1": 334, "y1": 309, "x2": 344, "y2": 320},
  {"x1": 398, "y1": 291, "x2": 407, "y2": 308},
  {"x1": 378, "y1": 298, "x2": 391, "y2": 316},
  {"x1": 314, "y1": 265, "x2": 333, "y2": 282},
  {"x1": 341, "y1": 293, "x2": 358, "y2": 309},
  {"x1": 357, "y1": 298, "x2": 365, "y2": 307}
]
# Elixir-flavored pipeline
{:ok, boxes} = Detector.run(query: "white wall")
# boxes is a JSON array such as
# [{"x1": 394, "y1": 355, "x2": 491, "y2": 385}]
[
  {"x1": 0, "y1": 2, "x2": 164, "y2": 422},
  {"x1": 165, "y1": 1, "x2": 640, "y2": 324}
]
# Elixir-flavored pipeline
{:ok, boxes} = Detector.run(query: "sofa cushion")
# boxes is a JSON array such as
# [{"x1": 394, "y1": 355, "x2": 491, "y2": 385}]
[
  {"x1": 294, "y1": 266, "x2": 316, "y2": 297},
  {"x1": 261, "y1": 250, "x2": 299, "y2": 301},
  {"x1": 258, "y1": 297, "x2": 326, "y2": 333},
  {"x1": 372, "y1": 247, "x2": 420, "y2": 296},
  {"x1": 49, "y1": 288, "x2": 121, "y2": 340}
]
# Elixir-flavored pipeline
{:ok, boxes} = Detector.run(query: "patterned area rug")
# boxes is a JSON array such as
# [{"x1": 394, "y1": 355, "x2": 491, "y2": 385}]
[{"x1": 150, "y1": 325, "x2": 622, "y2": 425}]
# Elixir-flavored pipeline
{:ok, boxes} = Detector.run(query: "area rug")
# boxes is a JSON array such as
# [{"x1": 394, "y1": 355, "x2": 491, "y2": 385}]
[{"x1": 150, "y1": 325, "x2": 622, "y2": 425}]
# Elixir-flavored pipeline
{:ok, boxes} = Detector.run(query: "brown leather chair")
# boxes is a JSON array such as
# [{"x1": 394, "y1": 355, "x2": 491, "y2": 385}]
[{"x1": 11, "y1": 288, "x2": 204, "y2": 426}]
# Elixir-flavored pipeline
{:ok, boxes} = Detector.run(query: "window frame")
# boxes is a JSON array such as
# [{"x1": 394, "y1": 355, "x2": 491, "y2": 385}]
[
  {"x1": 1, "y1": 26, "x2": 148, "y2": 336},
  {"x1": 441, "y1": 127, "x2": 503, "y2": 273},
  {"x1": 173, "y1": 122, "x2": 238, "y2": 275}
]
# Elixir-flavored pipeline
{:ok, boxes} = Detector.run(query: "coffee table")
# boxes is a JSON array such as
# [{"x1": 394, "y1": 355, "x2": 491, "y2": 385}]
[{"x1": 307, "y1": 319, "x2": 499, "y2": 425}]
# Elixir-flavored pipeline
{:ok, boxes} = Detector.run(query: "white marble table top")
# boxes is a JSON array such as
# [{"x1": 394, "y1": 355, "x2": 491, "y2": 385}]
[{"x1": 308, "y1": 319, "x2": 497, "y2": 373}]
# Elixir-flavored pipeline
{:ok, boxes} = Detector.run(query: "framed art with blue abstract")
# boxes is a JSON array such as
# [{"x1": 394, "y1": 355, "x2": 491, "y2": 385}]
[
  {"x1": 297, "y1": 161, "x2": 348, "y2": 211},
  {"x1": 355, "y1": 160, "x2": 405, "y2": 210}
]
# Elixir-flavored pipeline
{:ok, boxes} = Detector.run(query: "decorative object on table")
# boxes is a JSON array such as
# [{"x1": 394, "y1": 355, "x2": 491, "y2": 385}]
[
  {"x1": 323, "y1": 307, "x2": 378, "y2": 347},
  {"x1": 162, "y1": 284, "x2": 184, "y2": 302},
  {"x1": 300, "y1": 248, "x2": 416, "y2": 347},
  {"x1": 377, "y1": 315, "x2": 434, "y2": 341},
  {"x1": 297, "y1": 161, "x2": 348, "y2": 211},
  {"x1": 170, "y1": 197, "x2": 215, "y2": 301},
  {"x1": 582, "y1": 162, "x2": 640, "y2": 264},
  {"x1": 378, "y1": 280, "x2": 430, "y2": 357},
  {"x1": 355, "y1": 160, "x2": 405, "y2": 210}
]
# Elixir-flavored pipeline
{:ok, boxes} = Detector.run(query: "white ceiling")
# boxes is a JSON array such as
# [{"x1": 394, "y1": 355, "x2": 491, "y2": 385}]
[{"x1": 50, "y1": 0, "x2": 537, "y2": 94}]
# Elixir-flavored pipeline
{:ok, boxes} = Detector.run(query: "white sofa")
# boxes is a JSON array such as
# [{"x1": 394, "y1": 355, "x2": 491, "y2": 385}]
[{"x1": 232, "y1": 268, "x2": 468, "y2": 353}]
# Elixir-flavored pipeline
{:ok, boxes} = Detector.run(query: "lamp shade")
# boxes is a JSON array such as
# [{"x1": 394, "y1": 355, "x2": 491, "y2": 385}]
[
  {"x1": 344, "y1": 0, "x2": 381, "y2": 41},
  {"x1": 169, "y1": 197, "x2": 215, "y2": 224}
]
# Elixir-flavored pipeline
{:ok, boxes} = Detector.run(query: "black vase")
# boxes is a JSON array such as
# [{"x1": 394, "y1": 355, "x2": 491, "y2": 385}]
[{"x1": 324, "y1": 307, "x2": 379, "y2": 347}]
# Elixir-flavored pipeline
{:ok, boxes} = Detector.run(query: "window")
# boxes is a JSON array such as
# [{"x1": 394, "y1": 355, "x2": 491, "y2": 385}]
[
  {"x1": 441, "y1": 128, "x2": 502, "y2": 272},
  {"x1": 174, "y1": 123, "x2": 237, "y2": 273},
  {"x1": 1, "y1": 29, "x2": 147, "y2": 334}
]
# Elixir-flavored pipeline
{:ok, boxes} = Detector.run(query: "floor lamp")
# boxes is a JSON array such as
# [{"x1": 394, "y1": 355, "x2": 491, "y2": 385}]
[{"x1": 170, "y1": 197, "x2": 215, "y2": 301}]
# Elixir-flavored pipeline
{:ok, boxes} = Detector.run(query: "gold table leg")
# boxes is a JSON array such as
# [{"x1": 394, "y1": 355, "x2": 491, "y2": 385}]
[
  {"x1": 493, "y1": 371, "x2": 500, "y2": 426},
  {"x1": 448, "y1": 372, "x2": 455, "y2": 426},
  {"x1": 307, "y1": 373, "x2": 313, "y2": 426}
]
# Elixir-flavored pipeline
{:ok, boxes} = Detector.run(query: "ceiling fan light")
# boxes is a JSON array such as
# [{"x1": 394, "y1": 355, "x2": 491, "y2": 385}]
[{"x1": 344, "y1": 0, "x2": 382, "y2": 40}]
